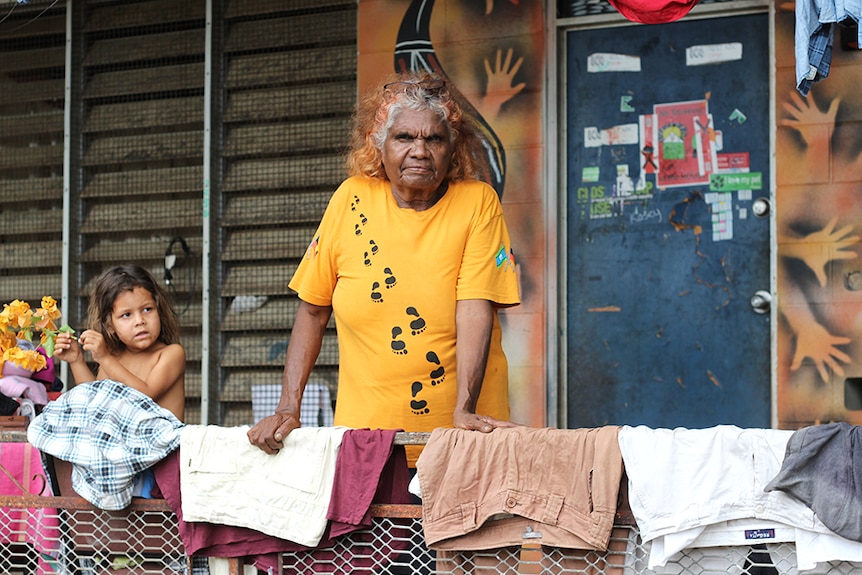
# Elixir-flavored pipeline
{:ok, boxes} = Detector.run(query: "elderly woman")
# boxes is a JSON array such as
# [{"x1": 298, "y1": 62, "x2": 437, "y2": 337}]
[{"x1": 247, "y1": 72, "x2": 520, "y2": 465}]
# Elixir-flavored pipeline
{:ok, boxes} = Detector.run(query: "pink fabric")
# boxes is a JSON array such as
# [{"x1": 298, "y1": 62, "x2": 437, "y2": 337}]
[
  {"x1": 0, "y1": 375, "x2": 49, "y2": 405},
  {"x1": 153, "y1": 428, "x2": 411, "y2": 570},
  {"x1": 0, "y1": 443, "x2": 60, "y2": 575}
]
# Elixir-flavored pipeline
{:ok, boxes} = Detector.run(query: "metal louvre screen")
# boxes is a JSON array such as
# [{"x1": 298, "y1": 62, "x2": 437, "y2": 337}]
[
  {"x1": 217, "y1": 1, "x2": 356, "y2": 426},
  {"x1": 0, "y1": 0, "x2": 356, "y2": 425},
  {"x1": 0, "y1": 2, "x2": 66, "y2": 313},
  {"x1": 74, "y1": 0, "x2": 208, "y2": 421}
]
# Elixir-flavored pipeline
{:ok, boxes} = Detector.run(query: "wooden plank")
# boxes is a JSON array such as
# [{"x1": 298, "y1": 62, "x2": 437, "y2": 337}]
[
  {"x1": 222, "y1": 189, "x2": 332, "y2": 226},
  {"x1": 0, "y1": 145, "x2": 63, "y2": 171},
  {"x1": 222, "y1": 369, "x2": 336, "y2": 398},
  {"x1": 224, "y1": 117, "x2": 349, "y2": 157},
  {"x1": 225, "y1": 46, "x2": 355, "y2": 89},
  {"x1": 221, "y1": 263, "x2": 298, "y2": 296},
  {"x1": 85, "y1": 0, "x2": 205, "y2": 32},
  {"x1": 222, "y1": 407, "x2": 254, "y2": 428},
  {"x1": 0, "y1": 208, "x2": 63, "y2": 235},
  {"x1": 83, "y1": 131, "x2": 202, "y2": 166},
  {"x1": 82, "y1": 166, "x2": 202, "y2": 198},
  {"x1": 222, "y1": 298, "x2": 296, "y2": 332},
  {"x1": 0, "y1": 275, "x2": 62, "y2": 303},
  {"x1": 80, "y1": 199, "x2": 201, "y2": 233},
  {"x1": 220, "y1": 298, "x2": 337, "y2": 332},
  {"x1": 0, "y1": 14, "x2": 65, "y2": 40},
  {"x1": 84, "y1": 63, "x2": 204, "y2": 100},
  {"x1": 0, "y1": 177, "x2": 62, "y2": 203},
  {"x1": 223, "y1": 82, "x2": 356, "y2": 123},
  {"x1": 220, "y1": 332, "x2": 339, "y2": 368},
  {"x1": 0, "y1": 241, "x2": 61, "y2": 269},
  {"x1": 179, "y1": 334, "x2": 202, "y2": 362},
  {"x1": 223, "y1": 156, "x2": 343, "y2": 193},
  {"x1": 225, "y1": 12, "x2": 355, "y2": 54},
  {"x1": 184, "y1": 405, "x2": 201, "y2": 425},
  {"x1": 0, "y1": 79, "x2": 64, "y2": 105},
  {"x1": 0, "y1": 47, "x2": 65, "y2": 73},
  {"x1": 85, "y1": 29, "x2": 205, "y2": 68},
  {"x1": 185, "y1": 372, "x2": 201, "y2": 399},
  {"x1": 0, "y1": 110, "x2": 64, "y2": 138},
  {"x1": 225, "y1": 0, "x2": 353, "y2": 19},
  {"x1": 222, "y1": 227, "x2": 315, "y2": 262},
  {"x1": 80, "y1": 235, "x2": 202, "y2": 263},
  {"x1": 85, "y1": 98, "x2": 203, "y2": 133}
]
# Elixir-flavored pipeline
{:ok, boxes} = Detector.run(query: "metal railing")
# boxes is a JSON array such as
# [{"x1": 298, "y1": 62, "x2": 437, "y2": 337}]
[{"x1": 3, "y1": 430, "x2": 862, "y2": 575}]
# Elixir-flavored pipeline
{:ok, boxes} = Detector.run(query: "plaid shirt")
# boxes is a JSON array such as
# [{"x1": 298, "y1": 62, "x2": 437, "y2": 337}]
[{"x1": 28, "y1": 379, "x2": 184, "y2": 510}]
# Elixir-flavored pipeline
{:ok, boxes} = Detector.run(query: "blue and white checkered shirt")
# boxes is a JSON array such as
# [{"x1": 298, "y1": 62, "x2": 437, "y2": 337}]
[{"x1": 28, "y1": 379, "x2": 184, "y2": 510}]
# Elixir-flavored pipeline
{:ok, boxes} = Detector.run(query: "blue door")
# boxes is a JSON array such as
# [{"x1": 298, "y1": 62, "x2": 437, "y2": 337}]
[{"x1": 565, "y1": 14, "x2": 771, "y2": 428}]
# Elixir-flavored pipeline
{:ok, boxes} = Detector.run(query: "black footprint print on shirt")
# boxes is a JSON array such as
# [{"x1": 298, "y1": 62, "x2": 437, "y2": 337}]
[
  {"x1": 370, "y1": 282, "x2": 383, "y2": 303},
  {"x1": 391, "y1": 326, "x2": 407, "y2": 355},
  {"x1": 406, "y1": 306, "x2": 426, "y2": 335},
  {"x1": 427, "y1": 351, "x2": 445, "y2": 386},
  {"x1": 354, "y1": 224, "x2": 362, "y2": 236},
  {"x1": 410, "y1": 381, "x2": 429, "y2": 414},
  {"x1": 358, "y1": 213, "x2": 368, "y2": 225},
  {"x1": 384, "y1": 267, "x2": 397, "y2": 289},
  {"x1": 350, "y1": 195, "x2": 360, "y2": 211},
  {"x1": 369, "y1": 239, "x2": 379, "y2": 255}
]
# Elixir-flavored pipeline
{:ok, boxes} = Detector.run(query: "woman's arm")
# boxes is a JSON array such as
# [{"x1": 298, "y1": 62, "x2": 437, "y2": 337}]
[
  {"x1": 247, "y1": 299, "x2": 332, "y2": 454},
  {"x1": 452, "y1": 298, "x2": 516, "y2": 432}
]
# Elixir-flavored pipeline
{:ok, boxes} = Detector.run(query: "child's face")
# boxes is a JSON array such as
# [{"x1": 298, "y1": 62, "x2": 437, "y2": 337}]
[{"x1": 111, "y1": 286, "x2": 161, "y2": 352}]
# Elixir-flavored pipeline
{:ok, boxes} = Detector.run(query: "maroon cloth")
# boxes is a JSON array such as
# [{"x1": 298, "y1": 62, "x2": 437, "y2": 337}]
[
  {"x1": 608, "y1": 0, "x2": 699, "y2": 24},
  {"x1": 152, "y1": 428, "x2": 411, "y2": 569}
]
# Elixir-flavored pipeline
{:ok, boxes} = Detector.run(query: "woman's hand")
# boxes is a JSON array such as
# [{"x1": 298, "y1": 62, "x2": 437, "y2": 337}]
[
  {"x1": 453, "y1": 409, "x2": 518, "y2": 433},
  {"x1": 247, "y1": 412, "x2": 301, "y2": 454}
]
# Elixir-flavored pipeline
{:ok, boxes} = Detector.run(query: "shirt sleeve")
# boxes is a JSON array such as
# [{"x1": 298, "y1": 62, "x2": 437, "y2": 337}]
[
  {"x1": 288, "y1": 184, "x2": 348, "y2": 306},
  {"x1": 456, "y1": 183, "x2": 520, "y2": 307}
]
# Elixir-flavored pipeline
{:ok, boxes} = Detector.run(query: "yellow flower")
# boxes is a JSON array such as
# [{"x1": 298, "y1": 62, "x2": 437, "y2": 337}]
[
  {"x1": 0, "y1": 296, "x2": 74, "y2": 372},
  {"x1": 35, "y1": 295, "x2": 61, "y2": 331},
  {"x1": 2, "y1": 345, "x2": 47, "y2": 374}
]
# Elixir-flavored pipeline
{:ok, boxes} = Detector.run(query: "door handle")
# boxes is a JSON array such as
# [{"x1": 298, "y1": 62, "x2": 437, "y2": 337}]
[{"x1": 750, "y1": 290, "x2": 771, "y2": 314}]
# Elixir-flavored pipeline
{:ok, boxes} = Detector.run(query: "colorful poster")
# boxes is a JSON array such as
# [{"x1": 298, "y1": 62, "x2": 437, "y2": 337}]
[{"x1": 654, "y1": 99, "x2": 715, "y2": 188}]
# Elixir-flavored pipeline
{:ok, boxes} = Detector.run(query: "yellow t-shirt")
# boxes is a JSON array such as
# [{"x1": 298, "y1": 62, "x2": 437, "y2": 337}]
[{"x1": 290, "y1": 176, "x2": 520, "y2": 464}]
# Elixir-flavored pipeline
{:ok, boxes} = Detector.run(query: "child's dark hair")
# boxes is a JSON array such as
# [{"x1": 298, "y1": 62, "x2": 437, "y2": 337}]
[{"x1": 87, "y1": 264, "x2": 180, "y2": 354}]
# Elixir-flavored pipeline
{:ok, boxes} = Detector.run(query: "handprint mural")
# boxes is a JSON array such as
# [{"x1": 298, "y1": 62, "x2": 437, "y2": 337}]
[{"x1": 776, "y1": 7, "x2": 862, "y2": 426}]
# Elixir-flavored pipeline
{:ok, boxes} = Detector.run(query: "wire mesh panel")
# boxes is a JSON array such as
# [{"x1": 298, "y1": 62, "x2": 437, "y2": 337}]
[
  {"x1": 217, "y1": 1, "x2": 357, "y2": 426},
  {"x1": 0, "y1": 1, "x2": 66, "y2": 305},
  {"x1": 73, "y1": 0, "x2": 207, "y2": 421},
  {"x1": 5, "y1": 497, "x2": 862, "y2": 575}
]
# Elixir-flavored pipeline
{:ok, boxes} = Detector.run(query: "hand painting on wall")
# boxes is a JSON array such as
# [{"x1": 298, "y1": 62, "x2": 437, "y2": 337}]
[
  {"x1": 482, "y1": 48, "x2": 526, "y2": 121},
  {"x1": 779, "y1": 92, "x2": 861, "y2": 384}
]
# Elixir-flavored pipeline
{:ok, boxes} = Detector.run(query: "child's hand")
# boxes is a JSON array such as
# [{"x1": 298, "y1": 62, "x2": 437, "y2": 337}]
[
  {"x1": 53, "y1": 332, "x2": 82, "y2": 363},
  {"x1": 78, "y1": 330, "x2": 108, "y2": 362}
]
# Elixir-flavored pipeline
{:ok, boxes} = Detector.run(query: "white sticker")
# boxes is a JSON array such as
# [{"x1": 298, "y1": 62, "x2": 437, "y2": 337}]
[
  {"x1": 587, "y1": 53, "x2": 642, "y2": 73},
  {"x1": 686, "y1": 43, "x2": 743, "y2": 66}
]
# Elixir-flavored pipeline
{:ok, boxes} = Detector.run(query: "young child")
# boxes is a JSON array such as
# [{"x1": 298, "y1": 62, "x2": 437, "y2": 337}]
[{"x1": 54, "y1": 264, "x2": 186, "y2": 421}]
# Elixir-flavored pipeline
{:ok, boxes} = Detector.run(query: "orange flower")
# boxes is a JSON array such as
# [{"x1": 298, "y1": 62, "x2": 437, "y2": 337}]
[
  {"x1": 0, "y1": 296, "x2": 74, "y2": 371},
  {"x1": 35, "y1": 295, "x2": 61, "y2": 331},
  {"x1": 2, "y1": 345, "x2": 47, "y2": 374}
]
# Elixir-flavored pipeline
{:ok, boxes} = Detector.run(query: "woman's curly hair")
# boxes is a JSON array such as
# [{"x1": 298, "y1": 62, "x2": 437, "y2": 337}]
[{"x1": 345, "y1": 71, "x2": 483, "y2": 183}]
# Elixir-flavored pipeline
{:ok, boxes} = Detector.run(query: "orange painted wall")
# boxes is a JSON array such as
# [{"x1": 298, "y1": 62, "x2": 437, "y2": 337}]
[
  {"x1": 358, "y1": 0, "x2": 548, "y2": 427},
  {"x1": 775, "y1": 6, "x2": 862, "y2": 426}
]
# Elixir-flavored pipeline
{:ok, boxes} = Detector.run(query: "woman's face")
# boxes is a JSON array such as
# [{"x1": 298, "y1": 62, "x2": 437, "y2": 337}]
[{"x1": 381, "y1": 108, "x2": 453, "y2": 199}]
